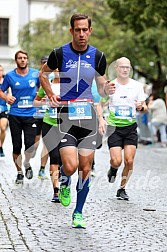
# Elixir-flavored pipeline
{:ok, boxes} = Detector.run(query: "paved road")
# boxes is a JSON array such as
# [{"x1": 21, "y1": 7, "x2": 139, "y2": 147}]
[{"x1": 0, "y1": 128, "x2": 167, "y2": 252}]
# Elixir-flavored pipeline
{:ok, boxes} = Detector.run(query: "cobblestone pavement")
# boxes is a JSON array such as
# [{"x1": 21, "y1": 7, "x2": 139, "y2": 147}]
[{"x1": 0, "y1": 128, "x2": 167, "y2": 252}]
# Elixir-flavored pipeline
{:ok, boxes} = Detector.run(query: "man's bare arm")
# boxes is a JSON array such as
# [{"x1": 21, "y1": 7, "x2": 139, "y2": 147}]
[
  {"x1": 39, "y1": 63, "x2": 54, "y2": 97},
  {"x1": 39, "y1": 63, "x2": 60, "y2": 107},
  {"x1": 95, "y1": 75, "x2": 115, "y2": 98},
  {"x1": 0, "y1": 89, "x2": 16, "y2": 105},
  {"x1": 96, "y1": 100, "x2": 108, "y2": 135}
]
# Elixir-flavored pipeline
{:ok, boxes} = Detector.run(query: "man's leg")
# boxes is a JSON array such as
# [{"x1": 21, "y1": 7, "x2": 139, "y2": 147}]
[
  {"x1": 38, "y1": 143, "x2": 49, "y2": 179},
  {"x1": 58, "y1": 146, "x2": 78, "y2": 206},
  {"x1": 8, "y1": 115, "x2": 24, "y2": 184},
  {"x1": 116, "y1": 145, "x2": 136, "y2": 200},
  {"x1": 108, "y1": 146, "x2": 122, "y2": 183},
  {"x1": 71, "y1": 149, "x2": 94, "y2": 229},
  {"x1": 50, "y1": 164, "x2": 60, "y2": 203},
  {"x1": 74, "y1": 149, "x2": 93, "y2": 213},
  {"x1": 0, "y1": 117, "x2": 8, "y2": 156},
  {"x1": 23, "y1": 117, "x2": 37, "y2": 179},
  {"x1": 121, "y1": 145, "x2": 136, "y2": 188},
  {"x1": 13, "y1": 152, "x2": 24, "y2": 184}
]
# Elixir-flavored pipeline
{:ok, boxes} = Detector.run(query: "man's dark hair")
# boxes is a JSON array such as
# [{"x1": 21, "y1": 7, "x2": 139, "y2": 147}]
[
  {"x1": 70, "y1": 13, "x2": 91, "y2": 29},
  {"x1": 15, "y1": 50, "x2": 28, "y2": 60},
  {"x1": 40, "y1": 55, "x2": 49, "y2": 64}
]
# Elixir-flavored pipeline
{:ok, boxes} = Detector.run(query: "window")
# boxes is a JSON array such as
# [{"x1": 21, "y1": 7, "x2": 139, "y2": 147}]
[{"x1": 0, "y1": 18, "x2": 9, "y2": 45}]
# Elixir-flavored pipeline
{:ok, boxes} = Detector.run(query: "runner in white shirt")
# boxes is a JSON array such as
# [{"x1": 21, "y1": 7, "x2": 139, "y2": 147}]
[{"x1": 97, "y1": 57, "x2": 147, "y2": 200}]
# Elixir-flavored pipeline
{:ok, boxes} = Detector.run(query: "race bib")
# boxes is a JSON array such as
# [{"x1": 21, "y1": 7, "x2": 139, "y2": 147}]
[
  {"x1": 115, "y1": 106, "x2": 132, "y2": 119},
  {"x1": 48, "y1": 107, "x2": 57, "y2": 118},
  {"x1": 18, "y1": 96, "x2": 33, "y2": 108},
  {"x1": 33, "y1": 105, "x2": 47, "y2": 119},
  {"x1": 68, "y1": 101, "x2": 92, "y2": 120}
]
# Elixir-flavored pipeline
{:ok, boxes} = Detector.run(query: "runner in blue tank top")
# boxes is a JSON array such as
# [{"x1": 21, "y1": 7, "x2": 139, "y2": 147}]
[
  {"x1": 0, "y1": 50, "x2": 40, "y2": 184},
  {"x1": 39, "y1": 13, "x2": 115, "y2": 228}
]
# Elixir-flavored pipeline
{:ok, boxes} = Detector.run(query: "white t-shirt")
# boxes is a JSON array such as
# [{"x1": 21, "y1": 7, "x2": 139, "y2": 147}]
[{"x1": 109, "y1": 78, "x2": 145, "y2": 118}]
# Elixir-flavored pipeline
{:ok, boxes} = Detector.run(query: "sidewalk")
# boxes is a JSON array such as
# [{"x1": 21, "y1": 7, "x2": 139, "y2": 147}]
[{"x1": 0, "y1": 128, "x2": 167, "y2": 252}]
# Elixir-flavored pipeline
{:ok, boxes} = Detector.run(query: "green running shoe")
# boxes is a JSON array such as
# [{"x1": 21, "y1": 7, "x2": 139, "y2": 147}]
[
  {"x1": 58, "y1": 185, "x2": 71, "y2": 206},
  {"x1": 72, "y1": 212, "x2": 86, "y2": 229}
]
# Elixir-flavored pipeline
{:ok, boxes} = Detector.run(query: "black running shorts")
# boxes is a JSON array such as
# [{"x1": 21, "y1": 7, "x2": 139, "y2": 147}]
[
  {"x1": 58, "y1": 104, "x2": 98, "y2": 150},
  {"x1": 8, "y1": 115, "x2": 37, "y2": 154},
  {"x1": 107, "y1": 122, "x2": 138, "y2": 149}
]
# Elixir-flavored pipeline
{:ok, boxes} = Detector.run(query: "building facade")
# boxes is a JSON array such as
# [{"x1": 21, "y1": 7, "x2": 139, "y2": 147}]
[{"x1": 0, "y1": 0, "x2": 59, "y2": 72}]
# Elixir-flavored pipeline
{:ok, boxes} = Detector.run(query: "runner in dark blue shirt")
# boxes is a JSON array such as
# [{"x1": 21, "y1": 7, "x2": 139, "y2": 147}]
[{"x1": 39, "y1": 13, "x2": 115, "y2": 228}]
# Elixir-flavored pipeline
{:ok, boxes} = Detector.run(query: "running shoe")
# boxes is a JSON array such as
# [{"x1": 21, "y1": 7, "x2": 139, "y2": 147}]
[
  {"x1": 91, "y1": 163, "x2": 96, "y2": 177},
  {"x1": 72, "y1": 212, "x2": 86, "y2": 229},
  {"x1": 91, "y1": 169, "x2": 96, "y2": 177},
  {"x1": 116, "y1": 188, "x2": 129, "y2": 200},
  {"x1": 51, "y1": 193, "x2": 60, "y2": 203},
  {"x1": 58, "y1": 185, "x2": 71, "y2": 207},
  {"x1": 0, "y1": 150, "x2": 5, "y2": 157},
  {"x1": 15, "y1": 173, "x2": 24, "y2": 184},
  {"x1": 25, "y1": 166, "x2": 33, "y2": 179},
  {"x1": 107, "y1": 166, "x2": 118, "y2": 183},
  {"x1": 38, "y1": 169, "x2": 48, "y2": 179}
]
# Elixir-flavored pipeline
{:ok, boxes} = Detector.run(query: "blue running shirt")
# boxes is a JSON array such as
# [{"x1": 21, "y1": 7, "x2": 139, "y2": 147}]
[
  {"x1": 47, "y1": 43, "x2": 106, "y2": 101},
  {"x1": 1, "y1": 68, "x2": 40, "y2": 116},
  {"x1": 0, "y1": 84, "x2": 8, "y2": 112}
]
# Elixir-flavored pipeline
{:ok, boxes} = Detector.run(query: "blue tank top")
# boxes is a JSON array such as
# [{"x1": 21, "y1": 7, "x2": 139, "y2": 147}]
[
  {"x1": 60, "y1": 43, "x2": 96, "y2": 100},
  {"x1": 1, "y1": 68, "x2": 40, "y2": 116}
]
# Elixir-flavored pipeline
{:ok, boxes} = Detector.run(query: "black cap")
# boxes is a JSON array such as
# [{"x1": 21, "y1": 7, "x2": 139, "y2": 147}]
[{"x1": 40, "y1": 55, "x2": 49, "y2": 63}]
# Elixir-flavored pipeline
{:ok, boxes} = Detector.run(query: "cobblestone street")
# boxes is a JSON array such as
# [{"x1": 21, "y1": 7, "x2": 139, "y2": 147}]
[{"x1": 0, "y1": 128, "x2": 167, "y2": 252}]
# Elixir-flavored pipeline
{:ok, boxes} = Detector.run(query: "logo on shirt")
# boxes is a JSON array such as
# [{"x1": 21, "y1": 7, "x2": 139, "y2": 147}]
[
  {"x1": 65, "y1": 59, "x2": 91, "y2": 70},
  {"x1": 65, "y1": 60, "x2": 78, "y2": 69},
  {"x1": 81, "y1": 62, "x2": 91, "y2": 68},
  {"x1": 15, "y1": 81, "x2": 20, "y2": 86},
  {"x1": 29, "y1": 80, "x2": 35, "y2": 87}
]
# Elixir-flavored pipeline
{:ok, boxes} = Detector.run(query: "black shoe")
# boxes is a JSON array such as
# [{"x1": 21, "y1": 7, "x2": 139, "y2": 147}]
[
  {"x1": 116, "y1": 188, "x2": 129, "y2": 200},
  {"x1": 51, "y1": 193, "x2": 60, "y2": 203},
  {"x1": 25, "y1": 167, "x2": 33, "y2": 179},
  {"x1": 107, "y1": 167, "x2": 118, "y2": 183},
  {"x1": 51, "y1": 188, "x2": 60, "y2": 203},
  {"x1": 91, "y1": 164, "x2": 96, "y2": 177},
  {"x1": 0, "y1": 148, "x2": 5, "y2": 157},
  {"x1": 15, "y1": 173, "x2": 24, "y2": 184}
]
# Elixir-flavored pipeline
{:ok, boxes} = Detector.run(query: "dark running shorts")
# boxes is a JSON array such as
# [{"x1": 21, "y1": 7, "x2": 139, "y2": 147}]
[
  {"x1": 0, "y1": 111, "x2": 8, "y2": 119},
  {"x1": 36, "y1": 118, "x2": 43, "y2": 136},
  {"x1": 42, "y1": 122, "x2": 61, "y2": 165},
  {"x1": 57, "y1": 104, "x2": 98, "y2": 150},
  {"x1": 8, "y1": 115, "x2": 37, "y2": 154},
  {"x1": 107, "y1": 122, "x2": 138, "y2": 149}
]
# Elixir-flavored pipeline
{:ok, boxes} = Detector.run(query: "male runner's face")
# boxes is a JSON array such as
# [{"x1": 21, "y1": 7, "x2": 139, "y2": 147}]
[
  {"x1": 16, "y1": 53, "x2": 28, "y2": 70},
  {"x1": 116, "y1": 59, "x2": 131, "y2": 79},
  {"x1": 70, "y1": 19, "x2": 92, "y2": 51}
]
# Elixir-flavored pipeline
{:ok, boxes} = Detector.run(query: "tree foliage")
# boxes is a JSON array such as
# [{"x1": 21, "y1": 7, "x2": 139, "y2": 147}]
[
  {"x1": 18, "y1": 0, "x2": 117, "y2": 69},
  {"x1": 107, "y1": 0, "x2": 167, "y2": 93},
  {"x1": 18, "y1": 0, "x2": 167, "y2": 95},
  {"x1": 19, "y1": 18, "x2": 68, "y2": 68}
]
